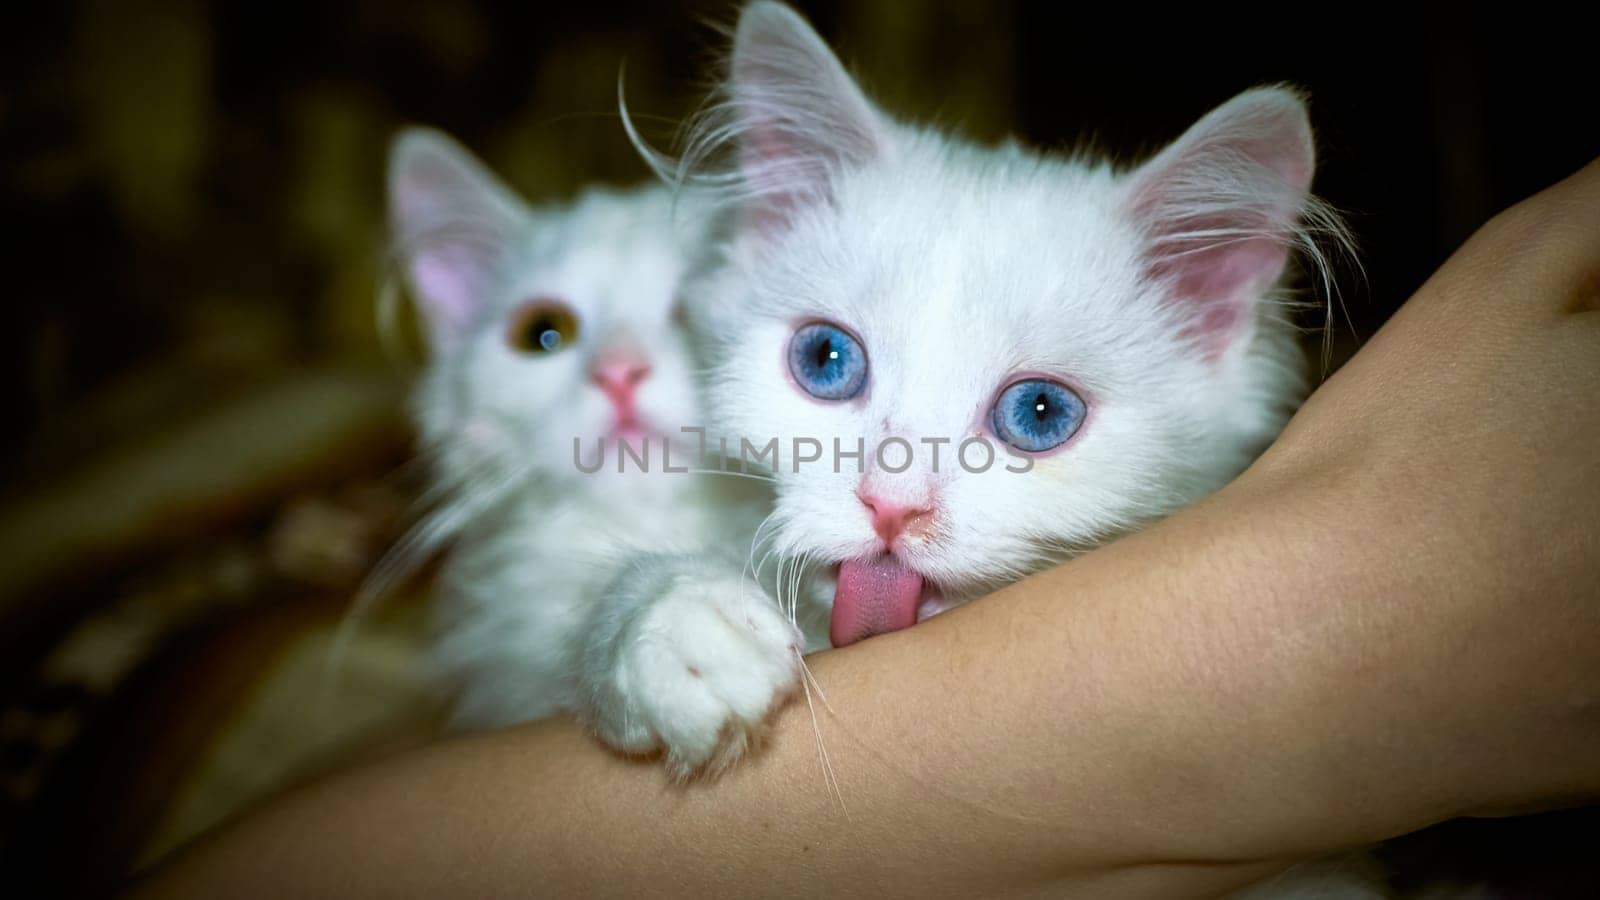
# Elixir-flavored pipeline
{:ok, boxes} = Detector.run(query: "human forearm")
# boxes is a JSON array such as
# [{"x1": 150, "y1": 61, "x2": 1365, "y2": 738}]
[
  {"x1": 135, "y1": 481, "x2": 1374, "y2": 899},
  {"x1": 132, "y1": 465, "x2": 1597, "y2": 899},
  {"x1": 136, "y1": 158, "x2": 1600, "y2": 897}
]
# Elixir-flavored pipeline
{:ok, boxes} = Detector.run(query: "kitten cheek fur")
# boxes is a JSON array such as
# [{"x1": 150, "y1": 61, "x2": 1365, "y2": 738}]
[{"x1": 666, "y1": 2, "x2": 1348, "y2": 596}]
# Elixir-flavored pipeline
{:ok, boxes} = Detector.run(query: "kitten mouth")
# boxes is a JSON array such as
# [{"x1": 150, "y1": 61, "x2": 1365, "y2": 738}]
[{"x1": 830, "y1": 556, "x2": 937, "y2": 647}]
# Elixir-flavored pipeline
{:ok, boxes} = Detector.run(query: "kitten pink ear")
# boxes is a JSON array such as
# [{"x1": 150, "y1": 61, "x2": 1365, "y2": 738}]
[
  {"x1": 728, "y1": 2, "x2": 889, "y2": 232},
  {"x1": 1125, "y1": 87, "x2": 1316, "y2": 358},
  {"x1": 387, "y1": 127, "x2": 526, "y2": 346}
]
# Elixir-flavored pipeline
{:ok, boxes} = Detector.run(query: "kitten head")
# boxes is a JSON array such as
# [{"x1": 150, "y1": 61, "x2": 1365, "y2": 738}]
[
  {"x1": 387, "y1": 127, "x2": 702, "y2": 501},
  {"x1": 680, "y1": 3, "x2": 1348, "y2": 644}
]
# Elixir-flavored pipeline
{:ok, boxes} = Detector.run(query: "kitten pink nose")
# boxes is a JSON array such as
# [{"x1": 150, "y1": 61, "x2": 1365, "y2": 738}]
[
  {"x1": 858, "y1": 491, "x2": 935, "y2": 547},
  {"x1": 590, "y1": 350, "x2": 651, "y2": 421}
]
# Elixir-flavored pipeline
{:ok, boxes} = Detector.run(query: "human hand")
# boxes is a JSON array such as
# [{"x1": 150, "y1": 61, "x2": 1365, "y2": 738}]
[{"x1": 1232, "y1": 156, "x2": 1600, "y2": 838}]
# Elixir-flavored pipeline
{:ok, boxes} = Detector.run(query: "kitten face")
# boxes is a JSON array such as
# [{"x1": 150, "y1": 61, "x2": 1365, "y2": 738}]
[
  {"x1": 689, "y1": 3, "x2": 1334, "y2": 642},
  {"x1": 708, "y1": 144, "x2": 1267, "y2": 602},
  {"x1": 388, "y1": 129, "x2": 702, "y2": 500}
]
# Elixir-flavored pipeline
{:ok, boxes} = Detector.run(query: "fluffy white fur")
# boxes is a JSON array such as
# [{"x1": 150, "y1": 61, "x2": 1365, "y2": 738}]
[
  {"x1": 387, "y1": 128, "x2": 799, "y2": 774},
  {"x1": 623, "y1": 6, "x2": 1385, "y2": 895},
  {"x1": 696, "y1": 5, "x2": 1337, "y2": 607},
  {"x1": 621, "y1": 0, "x2": 1347, "y2": 720}
]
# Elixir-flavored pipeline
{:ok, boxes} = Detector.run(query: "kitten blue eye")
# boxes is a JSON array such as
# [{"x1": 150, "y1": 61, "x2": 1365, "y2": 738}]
[
  {"x1": 788, "y1": 322, "x2": 867, "y2": 401},
  {"x1": 991, "y1": 379, "x2": 1086, "y2": 453}
]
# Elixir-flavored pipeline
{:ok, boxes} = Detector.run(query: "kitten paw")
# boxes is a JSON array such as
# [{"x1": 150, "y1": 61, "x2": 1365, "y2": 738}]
[{"x1": 590, "y1": 573, "x2": 804, "y2": 778}]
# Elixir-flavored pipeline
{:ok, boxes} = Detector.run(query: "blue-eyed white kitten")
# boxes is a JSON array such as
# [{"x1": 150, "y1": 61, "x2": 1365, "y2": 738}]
[
  {"x1": 622, "y1": 5, "x2": 1386, "y2": 895},
  {"x1": 387, "y1": 128, "x2": 801, "y2": 754},
  {"x1": 609, "y1": 1, "x2": 1349, "y2": 768}
]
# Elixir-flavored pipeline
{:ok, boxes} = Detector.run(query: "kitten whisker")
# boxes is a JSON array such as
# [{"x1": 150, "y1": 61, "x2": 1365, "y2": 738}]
[
  {"x1": 743, "y1": 511, "x2": 780, "y2": 607},
  {"x1": 679, "y1": 466, "x2": 776, "y2": 483},
  {"x1": 797, "y1": 649, "x2": 848, "y2": 817}
]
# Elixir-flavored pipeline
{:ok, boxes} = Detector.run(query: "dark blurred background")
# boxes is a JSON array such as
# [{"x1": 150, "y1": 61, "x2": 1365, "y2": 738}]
[{"x1": 0, "y1": 1, "x2": 1595, "y2": 895}]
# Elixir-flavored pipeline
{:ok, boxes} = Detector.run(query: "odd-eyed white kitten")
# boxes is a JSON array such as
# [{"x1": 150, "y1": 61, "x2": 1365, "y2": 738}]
[
  {"x1": 386, "y1": 128, "x2": 801, "y2": 749},
  {"x1": 610, "y1": 2, "x2": 1349, "y2": 767}
]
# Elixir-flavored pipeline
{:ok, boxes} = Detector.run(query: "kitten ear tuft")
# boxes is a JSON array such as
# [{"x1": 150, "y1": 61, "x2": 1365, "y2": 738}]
[
  {"x1": 387, "y1": 127, "x2": 527, "y2": 346},
  {"x1": 1126, "y1": 87, "x2": 1326, "y2": 357},
  {"x1": 726, "y1": 1, "x2": 888, "y2": 232}
]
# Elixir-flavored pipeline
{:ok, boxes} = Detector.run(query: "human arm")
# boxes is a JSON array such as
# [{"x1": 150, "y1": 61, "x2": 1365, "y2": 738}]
[{"x1": 133, "y1": 158, "x2": 1600, "y2": 899}]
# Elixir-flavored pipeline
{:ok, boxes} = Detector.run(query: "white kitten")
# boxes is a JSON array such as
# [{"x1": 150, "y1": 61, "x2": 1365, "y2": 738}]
[
  {"x1": 386, "y1": 127, "x2": 800, "y2": 769},
  {"x1": 608, "y1": 1, "x2": 1348, "y2": 765},
  {"x1": 626, "y1": 6, "x2": 1383, "y2": 895}
]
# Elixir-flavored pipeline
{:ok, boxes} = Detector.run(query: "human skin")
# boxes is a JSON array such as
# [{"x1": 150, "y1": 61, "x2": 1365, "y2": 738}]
[{"x1": 132, "y1": 159, "x2": 1600, "y2": 899}]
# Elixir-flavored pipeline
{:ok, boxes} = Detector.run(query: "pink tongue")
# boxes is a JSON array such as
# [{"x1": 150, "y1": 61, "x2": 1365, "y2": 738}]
[{"x1": 831, "y1": 557, "x2": 925, "y2": 647}]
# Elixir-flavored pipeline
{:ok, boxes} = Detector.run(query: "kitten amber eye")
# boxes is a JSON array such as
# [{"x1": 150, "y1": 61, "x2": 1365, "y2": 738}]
[
  {"x1": 788, "y1": 321, "x2": 867, "y2": 401},
  {"x1": 991, "y1": 378, "x2": 1086, "y2": 453},
  {"x1": 507, "y1": 299, "x2": 579, "y2": 354}
]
